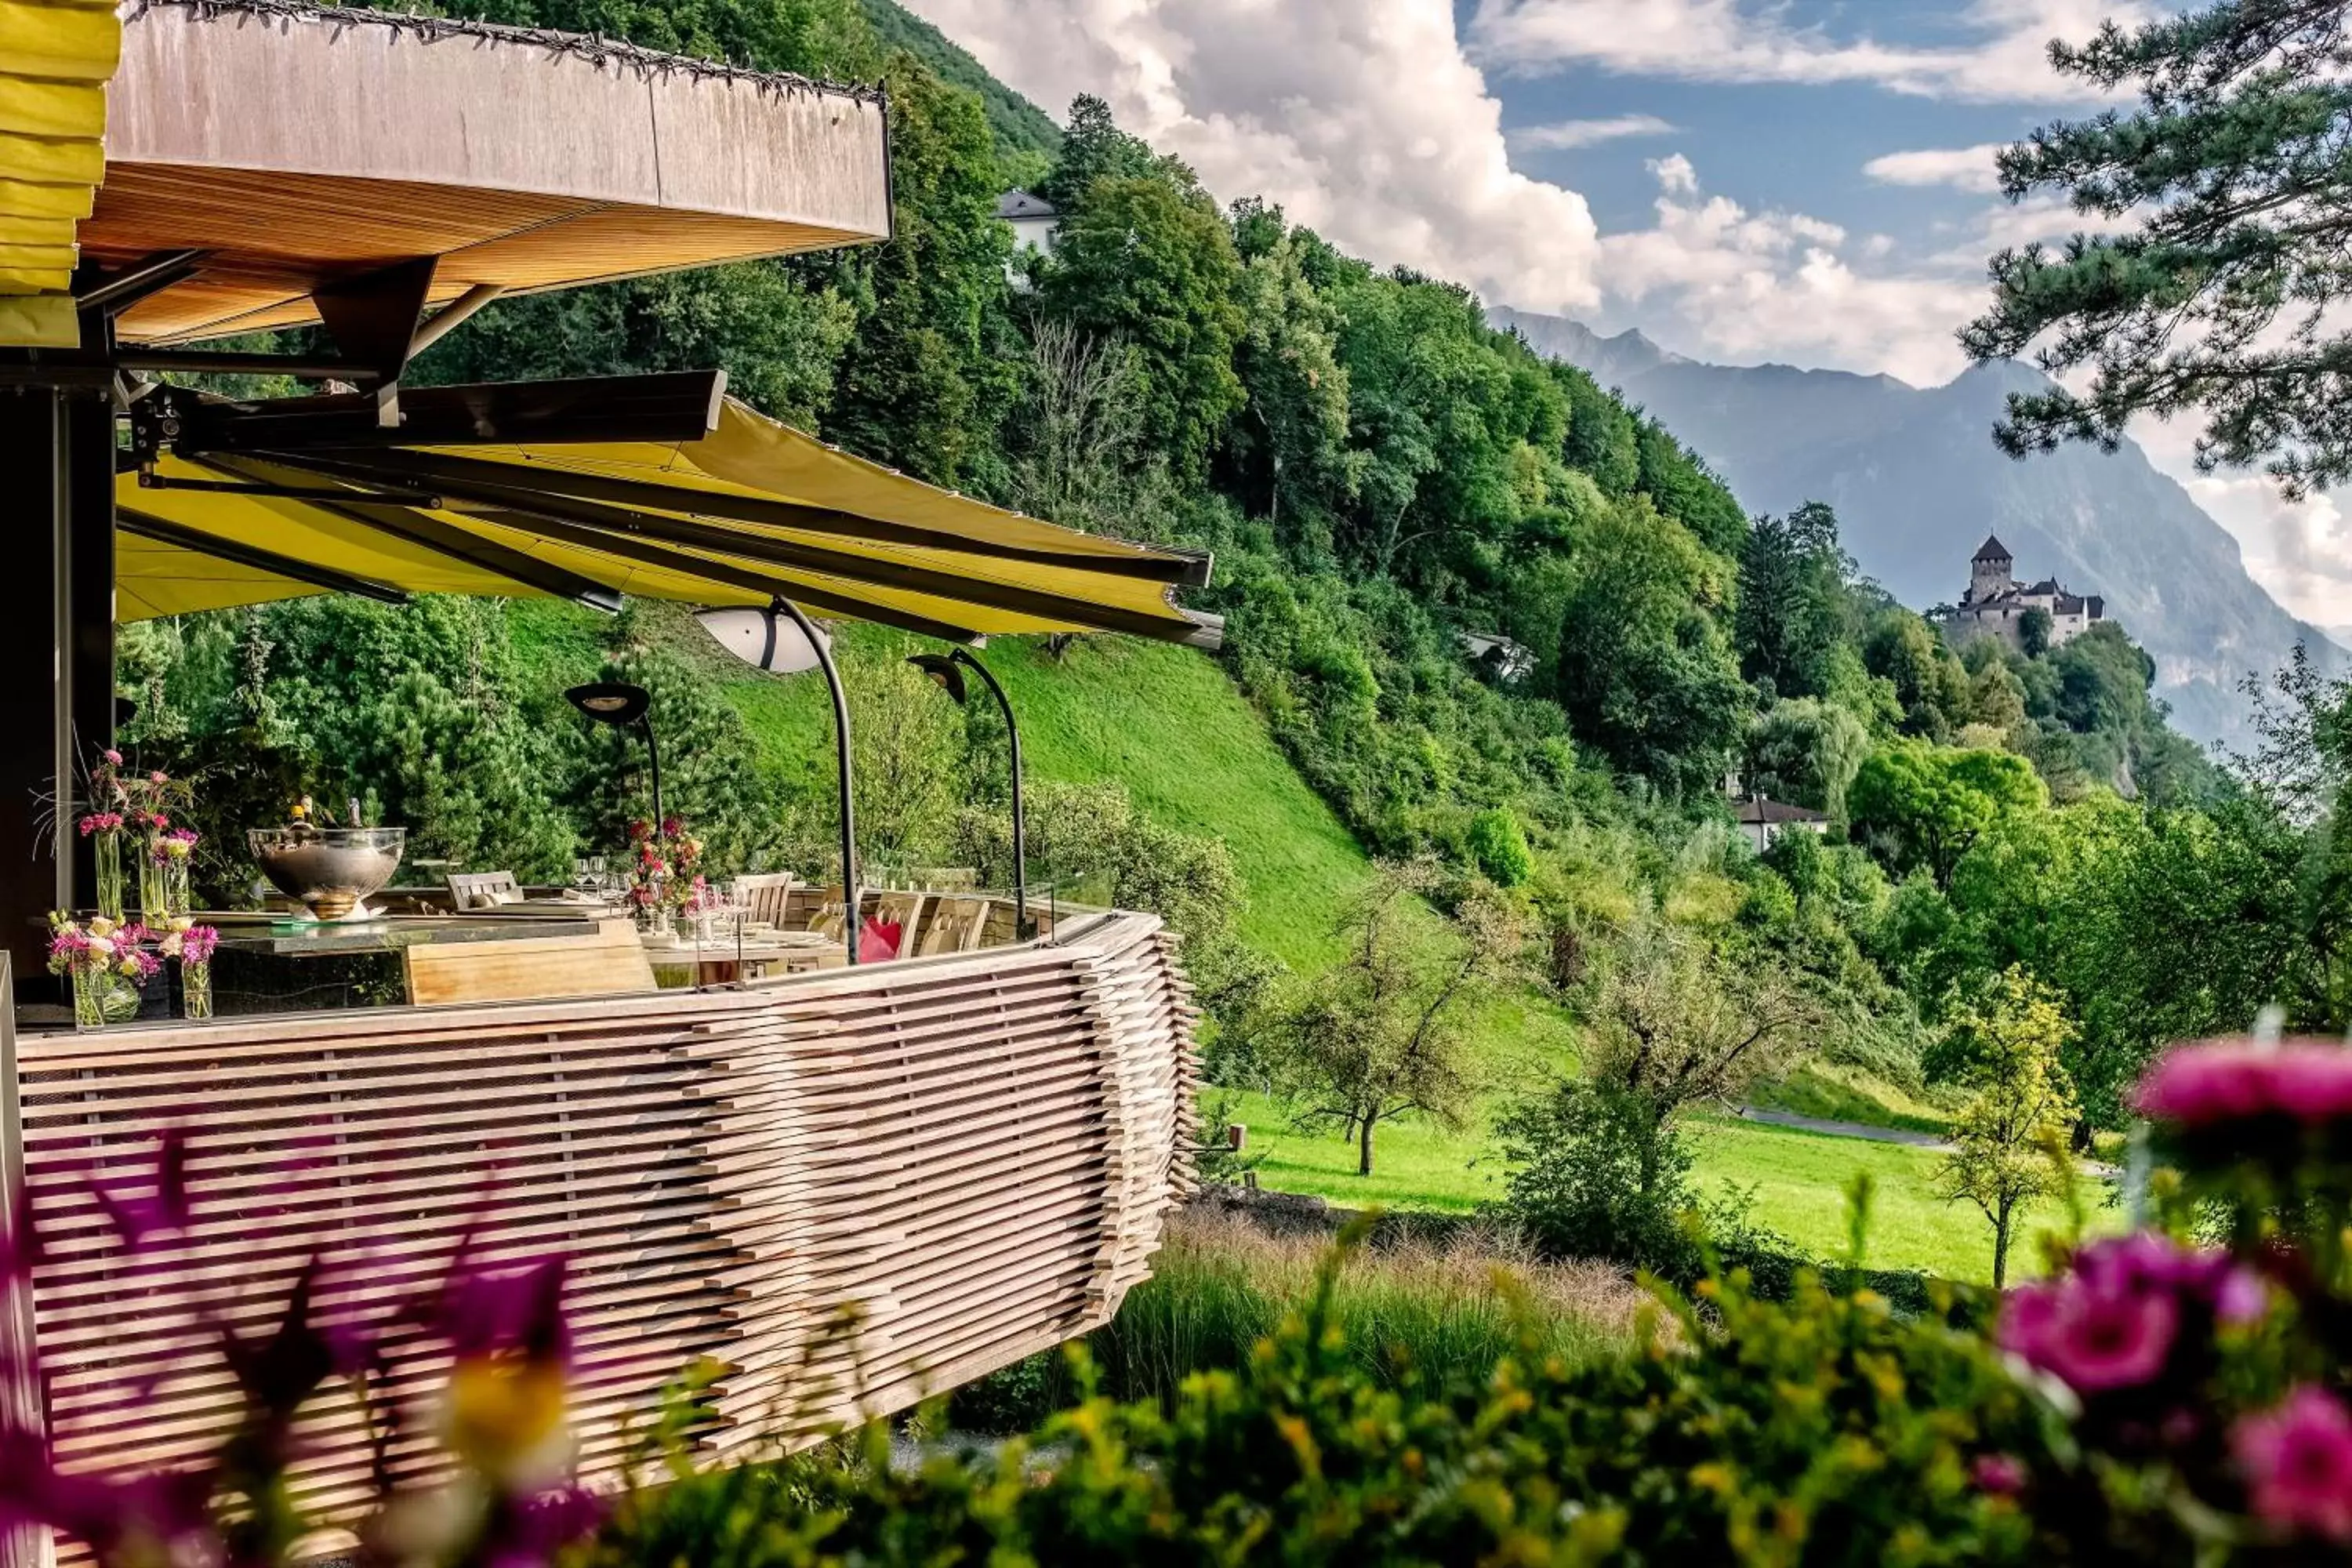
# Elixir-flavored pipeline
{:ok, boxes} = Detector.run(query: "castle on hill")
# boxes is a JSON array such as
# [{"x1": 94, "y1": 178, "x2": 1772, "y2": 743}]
[{"x1": 1942, "y1": 534, "x2": 2106, "y2": 652}]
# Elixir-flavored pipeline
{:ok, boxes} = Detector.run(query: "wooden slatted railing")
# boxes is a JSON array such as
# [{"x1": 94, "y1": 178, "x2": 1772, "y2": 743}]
[{"x1": 0, "y1": 911, "x2": 1197, "y2": 1552}]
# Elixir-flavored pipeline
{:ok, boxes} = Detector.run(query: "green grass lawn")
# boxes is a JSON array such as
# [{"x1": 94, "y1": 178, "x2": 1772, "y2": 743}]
[
  {"x1": 1219, "y1": 1088, "x2": 2114, "y2": 1285},
  {"x1": 714, "y1": 625, "x2": 1373, "y2": 974}
]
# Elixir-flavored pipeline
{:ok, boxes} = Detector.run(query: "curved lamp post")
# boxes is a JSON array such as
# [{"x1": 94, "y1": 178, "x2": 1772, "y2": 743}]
[
  {"x1": 908, "y1": 649, "x2": 1031, "y2": 941},
  {"x1": 564, "y1": 681, "x2": 663, "y2": 829},
  {"x1": 695, "y1": 601, "x2": 861, "y2": 964}
]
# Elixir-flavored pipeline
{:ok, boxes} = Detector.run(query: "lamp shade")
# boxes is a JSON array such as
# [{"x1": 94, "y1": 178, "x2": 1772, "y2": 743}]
[
  {"x1": 565, "y1": 681, "x2": 650, "y2": 725},
  {"x1": 697, "y1": 606, "x2": 830, "y2": 674}
]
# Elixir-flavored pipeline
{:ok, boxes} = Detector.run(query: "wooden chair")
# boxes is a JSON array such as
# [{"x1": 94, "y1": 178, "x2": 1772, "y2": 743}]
[
  {"x1": 731, "y1": 872, "x2": 796, "y2": 927},
  {"x1": 446, "y1": 870, "x2": 522, "y2": 911},
  {"x1": 805, "y1": 885, "x2": 848, "y2": 941},
  {"x1": 866, "y1": 891, "x2": 929, "y2": 960},
  {"x1": 403, "y1": 918, "x2": 657, "y2": 1006},
  {"x1": 916, "y1": 895, "x2": 990, "y2": 957}
]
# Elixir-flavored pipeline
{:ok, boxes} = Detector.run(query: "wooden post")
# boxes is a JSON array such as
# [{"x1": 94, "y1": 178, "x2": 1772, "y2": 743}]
[{"x1": 0, "y1": 381, "x2": 77, "y2": 994}]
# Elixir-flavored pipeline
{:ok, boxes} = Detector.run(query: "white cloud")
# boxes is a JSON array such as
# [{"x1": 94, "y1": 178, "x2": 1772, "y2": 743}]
[
  {"x1": 1509, "y1": 113, "x2": 1678, "y2": 151},
  {"x1": 1466, "y1": 0, "x2": 2158, "y2": 103},
  {"x1": 2131, "y1": 417, "x2": 2352, "y2": 635},
  {"x1": 1598, "y1": 158, "x2": 1984, "y2": 386},
  {"x1": 896, "y1": 0, "x2": 1606, "y2": 317},
  {"x1": 1865, "y1": 143, "x2": 2006, "y2": 194}
]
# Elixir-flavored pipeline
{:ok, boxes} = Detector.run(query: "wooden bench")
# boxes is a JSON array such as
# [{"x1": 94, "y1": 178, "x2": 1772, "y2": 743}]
[{"x1": 403, "y1": 918, "x2": 658, "y2": 1006}]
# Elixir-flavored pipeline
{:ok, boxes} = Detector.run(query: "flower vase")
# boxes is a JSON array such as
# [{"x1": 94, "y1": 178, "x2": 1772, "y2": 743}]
[
  {"x1": 182, "y1": 960, "x2": 213, "y2": 1021},
  {"x1": 164, "y1": 858, "x2": 191, "y2": 919},
  {"x1": 93, "y1": 830, "x2": 125, "y2": 924},
  {"x1": 69, "y1": 964, "x2": 106, "y2": 1029},
  {"x1": 139, "y1": 847, "x2": 169, "y2": 926}
]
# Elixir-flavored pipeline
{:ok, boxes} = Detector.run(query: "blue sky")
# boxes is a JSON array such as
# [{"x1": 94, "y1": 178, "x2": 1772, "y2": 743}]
[{"x1": 907, "y1": 0, "x2": 2350, "y2": 626}]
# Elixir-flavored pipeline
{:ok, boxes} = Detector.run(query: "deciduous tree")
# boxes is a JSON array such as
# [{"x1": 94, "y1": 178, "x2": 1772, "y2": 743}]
[
  {"x1": 1277, "y1": 862, "x2": 1523, "y2": 1176},
  {"x1": 1934, "y1": 967, "x2": 2080, "y2": 1288}
]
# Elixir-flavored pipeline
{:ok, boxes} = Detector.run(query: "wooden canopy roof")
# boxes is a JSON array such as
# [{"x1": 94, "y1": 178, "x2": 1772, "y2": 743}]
[{"x1": 3, "y1": 0, "x2": 893, "y2": 346}]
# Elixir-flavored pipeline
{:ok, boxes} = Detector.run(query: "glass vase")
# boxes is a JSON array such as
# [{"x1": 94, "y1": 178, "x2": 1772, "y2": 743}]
[
  {"x1": 165, "y1": 858, "x2": 191, "y2": 919},
  {"x1": 182, "y1": 960, "x2": 213, "y2": 1021},
  {"x1": 69, "y1": 964, "x2": 105, "y2": 1029},
  {"x1": 139, "y1": 848, "x2": 169, "y2": 926},
  {"x1": 93, "y1": 830, "x2": 124, "y2": 924}
]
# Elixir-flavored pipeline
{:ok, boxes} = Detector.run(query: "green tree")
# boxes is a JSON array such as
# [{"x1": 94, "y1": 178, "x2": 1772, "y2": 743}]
[
  {"x1": 1275, "y1": 862, "x2": 1522, "y2": 1176},
  {"x1": 1961, "y1": 0, "x2": 2352, "y2": 494},
  {"x1": 1745, "y1": 697, "x2": 1871, "y2": 821},
  {"x1": 1848, "y1": 741, "x2": 2047, "y2": 890},
  {"x1": 816, "y1": 55, "x2": 1017, "y2": 487},
  {"x1": 1552, "y1": 361, "x2": 1640, "y2": 495},
  {"x1": 1554, "y1": 501, "x2": 1749, "y2": 797},
  {"x1": 1225, "y1": 207, "x2": 1357, "y2": 537},
  {"x1": 1572, "y1": 920, "x2": 1817, "y2": 1185},
  {"x1": 1863, "y1": 611, "x2": 1973, "y2": 741},
  {"x1": 2016, "y1": 606, "x2": 2053, "y2": 659},
  {"x1": 1933, "y1": 967, "x2": 2080, "y2": 1288},
  {"x1": 1736, "y1": 501, "x2": 1851, "y2": 700},
  {"x1": 1040, "y1": 93, "x2": 1173, "y2": 212},
  {"x1": 1038, "y1": 175, "x2": 1247, "y2": 481}
]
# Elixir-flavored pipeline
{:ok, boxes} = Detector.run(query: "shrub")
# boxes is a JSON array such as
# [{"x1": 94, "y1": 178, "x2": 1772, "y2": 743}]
[
  {"x1": 1465, "y1": 804, "x2": 1534, "y2": 887},
  {"x1": 1497, "y1": 1078, "x2": 1706, "y2": 1278}
]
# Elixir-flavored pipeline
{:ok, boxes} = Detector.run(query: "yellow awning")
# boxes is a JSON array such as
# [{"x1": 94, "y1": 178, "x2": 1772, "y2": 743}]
[
  {"x1": 116, "y1": 396, "x2": 1219, "y2": 648},
  {"x1": 0, "y1": 0, "x2": 116, "y2": 346}
]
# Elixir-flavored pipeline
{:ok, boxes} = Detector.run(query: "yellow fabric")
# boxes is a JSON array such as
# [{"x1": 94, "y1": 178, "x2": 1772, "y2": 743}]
[
  {"x1": 115, "y1": 530, "x2": 328, "y2": 621},
  {"x1": 0, "y1": 289, "x2": 70, "y2": 341},
  {"x1": 0, "y1": 0, "x2": 114, "y2": 343},
  {"x1": 113, "y1": 405, "x2": 1211, "y2": 646}
]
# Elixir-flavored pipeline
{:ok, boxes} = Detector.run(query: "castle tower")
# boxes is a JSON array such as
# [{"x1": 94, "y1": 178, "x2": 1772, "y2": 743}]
[{"x1": 1969, "y1": 533, "x2": 2013, "y2": 604}]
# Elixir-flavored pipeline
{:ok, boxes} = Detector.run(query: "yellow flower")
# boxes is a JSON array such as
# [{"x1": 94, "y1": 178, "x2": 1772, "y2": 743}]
[{"x1": 441, "y1": 1355, "x2": 571, "y2": 1486}]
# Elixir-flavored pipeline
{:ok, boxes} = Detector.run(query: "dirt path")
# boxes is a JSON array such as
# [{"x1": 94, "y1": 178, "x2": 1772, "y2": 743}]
[{"x1": 1736, "y1": 1106, "x2": 1950, "y2": 1149}]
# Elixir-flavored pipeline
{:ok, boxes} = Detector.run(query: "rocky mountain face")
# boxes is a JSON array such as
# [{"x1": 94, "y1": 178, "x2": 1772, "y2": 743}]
[{"x1": 1491, "y1": 306, "x2": 2346, "y2": 747}]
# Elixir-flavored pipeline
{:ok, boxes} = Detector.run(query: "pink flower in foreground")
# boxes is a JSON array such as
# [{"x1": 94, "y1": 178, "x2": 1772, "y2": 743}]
[
  {"x1": 2133, "y1": 1040, "x2": 2352, "y2": 1127},
  {"x1": 1999, "y1": 1276, "x2": 2179, "y2": 1393},
  {"x1": 1971, "y1": 1454, "x2": 2025, "y2": 1494},
  {"x1": 2234, "y1": 1387, "x2": 2352, "y2": 1542},
  {"x1": 2074, "y1": 1233, "x2": 2270, "y2": 1326}
]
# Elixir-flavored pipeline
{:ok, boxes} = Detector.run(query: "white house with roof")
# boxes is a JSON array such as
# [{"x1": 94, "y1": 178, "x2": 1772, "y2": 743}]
[
  {"x1": 1942, "y1": 533, "x2": 2107, "y2": 652},
  {"x1": 997, "y1": 189, "x2": 1060, "y2": 260}
]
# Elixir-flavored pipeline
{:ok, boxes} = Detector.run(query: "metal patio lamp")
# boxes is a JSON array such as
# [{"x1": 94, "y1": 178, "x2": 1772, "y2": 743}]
[
  {"x1": 909, "y1": 649, "x2": 1032, "y2": 941},
  {"x1": 565, "y1": 681, "x2": 664, "y2": 830},
  {"x1": 695, "y1": 600, "x2": 862, "y2": 964}
]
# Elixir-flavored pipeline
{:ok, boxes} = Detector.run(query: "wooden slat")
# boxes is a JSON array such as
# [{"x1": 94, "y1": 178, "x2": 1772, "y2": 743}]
[{"x1": 0, "y1": 914, "x2": 1196, "y2": 1559}]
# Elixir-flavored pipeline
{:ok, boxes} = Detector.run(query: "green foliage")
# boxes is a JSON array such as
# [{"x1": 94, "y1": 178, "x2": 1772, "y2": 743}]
[
  {"x1": 1498, "y1": 1078, "x2": 1704, "y2": 1276},
  {"x1": 1746, "y1": 696, "x2": 1871, "y2": 819},
  {"x1": 1737, "y1": 501, "x2": 1853, "y2": 700},
  {"x1": 1849, "y1": 741, "x2": 2046, "y2": 890},
  {"x1": 1553, "y1": 500, "x2": 1750, "y2": 796},
  {"x1": 1962, "y1": 0, "x2": 2352, "y2": 495},
  {"x1": 853, "y1": 0, "x2": 1062, "y2": 173},
  {"x1": 1269, "y1": 863, "x2": 1523, "y2": 1174},
  {"x1": 1464, "y1": 806, "x2": 1533, "y2": 887},
  {"x1": 1933, "y1": 967, "x2": 2080, "y2": 1288},
  {"x1": 1036, "y1": 174, "x2": 1247, "y2": 481},
  {"x1": 587, "y1": 1222, "x2": 2039, "y2": 1568},
  {"x1": 812, "y1": 53, "x2": 1018, "y2": 488}
]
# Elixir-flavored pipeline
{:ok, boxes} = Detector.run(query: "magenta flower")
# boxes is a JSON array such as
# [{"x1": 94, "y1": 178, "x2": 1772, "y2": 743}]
[
  {"x1": 2074, "y1": 1233, "x2": 2270, "y2": 1326},
  {"x1": 2233, "y1": 1387, "x2": 2352, "y2": 1542},
  {"x1": 91, "y1": 1127, "x2": 192, "y2": 1249},
  {"x1": 2134, "y1": 1039, "x2": 2352, "y2": 1127},
  {"x1": 1970, "y1": 1453, "x2": 2025, "y2": 1494},
  {"x1": 1999, "y1": 1276, "x2": 2179, "y2": 1392},
  {"x1": 101, "y1": 749, "x2": 122, "y2": 767},
  {"x1": 425, "y1": 1254, "x2": 573, "y2": 1367}
]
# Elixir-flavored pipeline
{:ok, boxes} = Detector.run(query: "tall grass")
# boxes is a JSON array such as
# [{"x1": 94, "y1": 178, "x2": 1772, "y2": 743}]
[{"x1": 950, "y1": 1209, "x2": 1647, "y2": 1432}]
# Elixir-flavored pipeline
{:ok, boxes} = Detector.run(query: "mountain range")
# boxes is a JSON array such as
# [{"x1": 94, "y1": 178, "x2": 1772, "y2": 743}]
[{"x1": 1491, "y1": 307, "x2": 2346, "y2": 747}]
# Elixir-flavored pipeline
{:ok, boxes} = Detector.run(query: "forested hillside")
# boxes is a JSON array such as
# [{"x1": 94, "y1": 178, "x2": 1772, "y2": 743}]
[
  {"x1": 124, "y1": 0, "x2": 2351, "y2": 1271},
  {"x1": 1493, "y1": 307, "x2": 2348, "y2": 747}
]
